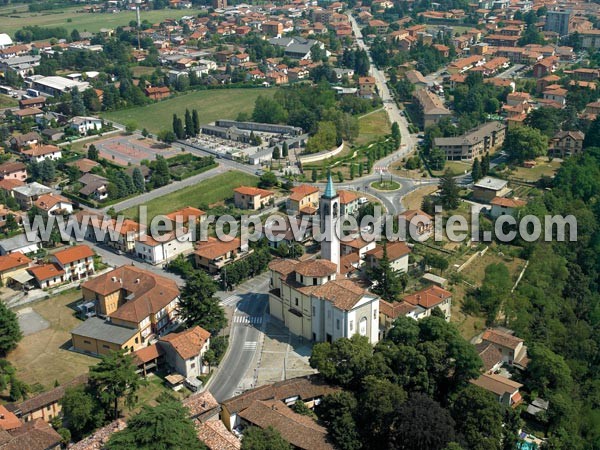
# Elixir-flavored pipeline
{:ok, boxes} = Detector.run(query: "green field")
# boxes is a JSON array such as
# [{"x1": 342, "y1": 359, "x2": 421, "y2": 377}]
[
  {"x1": 123, "y1": 170, "x2": 259, "y2": 221},
  {"x1": 355, "y1": 109, "x2": 391, "y2": 146},
  {"x1": 0, "y1": 6, "x2": 206, "y2": 37},
  {"x1": 0, "y1": 95, "x2": 17, "y2": 109},
  {"x1": 102, "y1": 88, "x2": 277, "y2": 134}
]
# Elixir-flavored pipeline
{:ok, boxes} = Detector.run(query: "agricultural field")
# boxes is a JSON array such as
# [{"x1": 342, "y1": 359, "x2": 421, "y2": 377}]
[
  {"x1": 355, "y1": 109, "x2": 391, "y2": 146},
  {"x1": 122, "y1": 170, "x2": 258, "y2": 221},
  {"x1": 0, "y1": 6, "x2": 207, "y2": 37},
  {"x1": 0, "y1": 95, "x2": 18, "y2": 109},
  {"x1": 102, "y1": 88, "x2": 277, "y2": 135},
  {"x1": 7, "y1": 290, "x2": 96, "y2": 389}
]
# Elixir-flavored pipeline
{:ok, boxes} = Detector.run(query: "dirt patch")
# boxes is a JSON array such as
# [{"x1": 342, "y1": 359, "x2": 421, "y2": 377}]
[{"x1": 402, "y1": 185, "x2": 438, "y2": 210}]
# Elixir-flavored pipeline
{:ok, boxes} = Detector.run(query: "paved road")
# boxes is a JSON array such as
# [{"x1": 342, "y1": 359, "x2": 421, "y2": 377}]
[{"x1": 208, "y1": 273, "x2": 271, "y2": 402}]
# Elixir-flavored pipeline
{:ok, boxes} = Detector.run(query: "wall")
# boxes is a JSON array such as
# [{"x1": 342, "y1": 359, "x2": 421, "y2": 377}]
[{"x1": 298, "y1": 142, "x2": 345, "y2": 165}]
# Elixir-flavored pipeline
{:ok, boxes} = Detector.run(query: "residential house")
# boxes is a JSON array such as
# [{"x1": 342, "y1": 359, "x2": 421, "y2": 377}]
[
  {"x1": 78, "y1": 173, "x2": 109, "y2": 201},
  {"x1": 264, "y1": 215, "x2": 313, "y2": 251},
  {"x1": 194, "y1": 237, "x2": 251, "y2": 273},
  {"x1": 269, "y1": 259, "x2": 380, "y2": 343},
  {"x1": 358, "y1": 76, "x2": 377, "y2": 98},
  {"x1": 365, "y1": 241, "x2": 411, "y2": 273},
  {"x1": 13, "y1": 107, "x2": 43, "y2": 122},
  {"x1": 105, "y1": 219, "x2": 143, "y2": 253},
  {"x1": 287, "y1": 184, "x2": 319, "y2": 215},
  {"x1": 404, "y1": 70, "x2": 428, "y2": 89},
  {"x1": 434, "y1": 122, "x2": 506, "y2": 161},
  {"x1": 5, "y1": 374, "x2": 87, "y2": 423},
  {"x1": 262, "y1": 21, "x2": 283, "y2": 37},
  {"x1": 21, "y1": 144, "x2": 62, "y2": 163},
  {"x1": 50, "y1": 244, "x2": 95, "y2": 282},
  {"x1": 0, "y1": 233, "x2": 42, "y2": 255},
  {"x1": 471, "y1": 373, "x2": 523, "y2": 407},
  {"x1": 0, "y1": 253, "x2": 32, "y2": 286},
  {"x1": 144, "y1": 86, "x2": 171, "y2": 100},
  {"x1": 0, "y1": 418, "x2": 62, "y2": 450},
  {"x1": 0, "y1": 404, "x2": 20, "y2": 431},
  {"x1": 0, "y1": 162, "x2": 27, "y2": 181},
  {"x1": 69, "y1": 116, "x2": 102, "y2": 134},
  {"x1": 165, "y1": 206, "x2": 205, "y2": 227},
  {"x1": 134, "y1": 231, "x2": 195, "y2": 265},
  {"x1": 338, "y1": 189, "x2": 359, "y2": 216},
  {"x1": 71, "y1": 317, "x2": 143, "y2": 356},
  {"x1": 481, "y1": 328, "x2": 528, "y2": 367},
  {"x1": 398, "y1": 209, "x2": 433, "y2": 240},
  {"x1": 340, "y1": 237, "x2": 377, "y2": 260},
  {"x1": 33, "y1": 193, "x2": 74, "y2": 216},
  {"x1": 472, "y1": 177, "x2": 511, "y2": 202},
  {"x1": 543, "y1": 86, "x2": 567, "y2": 106},
  {"x1": 413, "y1": 89, "x2": 452, "y2": 127},
  {"x1": 41, "y1": 128, "x2": 65, "y2": 142},
  {"x1": 549, "y1": 130, "x2": 584, "y2": 157},
  {"x1": 76, "y1": 265, "x2": 181, "y2": 347},
  {"x1": 18, "y1": 96, "x2": 46, "y2": 109},
  {"x1": 233, "y1": 186, "x2": 274, "y2": 210},
  {"x1": 369, "y1": 19, "x2": 389, "y2": 34},
  {"x1": 220, "y1": 376, "x2": 338, "y2": 449},
  {"x1": 9, "y1": 131, "x2": 40, "y2": 150},
  {"x1": 12, "y1": 182, "x2": 52, "y2": 210},
  {"x1": 158, "y1": 326, "x2": 211, "y2": 378},
  {"x1": 28, "y1": 263, "x2": 65, "y2": 288},
  {"x1": 489, "y1": 197, "x2": 527, "y2": 219}
]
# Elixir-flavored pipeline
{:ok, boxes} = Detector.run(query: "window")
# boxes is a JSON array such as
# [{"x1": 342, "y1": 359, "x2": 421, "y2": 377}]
[
  {"x1": 190, "y1": 363, "x2": 196, "y2": 369},
  {"x1": 83, "y1": 340, "x2": 91, "y2": 345},
  {"x1": 359, "y1": 317, "x2": 367, "y2": 336},
  {"x1": 373, "y1": 310, "x2": 377, "y2": 320},
  {"x1": 47, "y1": 406, "x2": 51, "y2": 411},
  {"x1": 313, "y1": 277, "x2": 317, "y2": 285},
  {"x1": 336, "y1": 319, "x2": 340, "y2": 330},
  {"x1": 102, "y1": 344, "x2": 110, "y2": 349},
  {"x1": 350, "y1": 320, "x2": 354, "y2": 331},
  {"x1": 312, "y1": 306, "x2": 316, "y2": 316},
  {"x1": 327, "y1": 310, "x2": 331, "y2": 319},
  {"x1": 135, "y1": 337, "x2": 139, "y2": 344},
  {"x1": 295, "y1": 298, "x2": 299, "y2": 307}
]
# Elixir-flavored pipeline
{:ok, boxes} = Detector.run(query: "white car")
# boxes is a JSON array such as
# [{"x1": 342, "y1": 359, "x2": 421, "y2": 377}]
[{"x1": 358, "y1": 197, "x2": 368, "y2": 205}]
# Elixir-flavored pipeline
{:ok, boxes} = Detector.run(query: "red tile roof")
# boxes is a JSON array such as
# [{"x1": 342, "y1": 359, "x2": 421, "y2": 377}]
[
  {"x1": 366, "y1": 241, "x2": 411, "y2": 261},
  {"x1": 294, "y1": 259, "x2": 337, "y2": 277},
  {"x1": 0, "y1": 405, "x2": 21, "y2": 431},
  {"x1": 159, "y1": 325, "x2": 210, "y2": 360},
  {"x1": 52, "y1": 244, "x2": 94, "y2": 265},
  {"x1": 234, "y1": 186, "x2": 274, "y2": 197},
  {"x1": 289, "y1": 185, "x2": 319, "y2": 202},
  {"x1": 0, "y1": 253, "x2": 31, "y2": 273},
  {"x1": 490, "y1": 197, "x2": 527, "y2": 208},
  {"x1": 28, "y1": 263, "x2": 65, "y2": 282},
  {"x1": 132, "y1": 343, "x2": 164, "y2": 365},
  {"x1": 194, "y1": 237, "x2": 241, "y2": 260},
  {"x1": 403, "y1": 285, "x2": 451, "y2": 309}
]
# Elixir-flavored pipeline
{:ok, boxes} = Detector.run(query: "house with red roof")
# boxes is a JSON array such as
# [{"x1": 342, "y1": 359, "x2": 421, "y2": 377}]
[
  {"x1": 234, "y1": 186, "x2": 274, "y2": 210},
  {"x1": 50, "y1": 244, "x2": 95, "y2": 281}
]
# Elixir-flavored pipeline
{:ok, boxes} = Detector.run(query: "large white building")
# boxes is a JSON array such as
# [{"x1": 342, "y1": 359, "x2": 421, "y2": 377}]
[{"x1": 268, "y1": 176, "x2": 380, "y2": 344}]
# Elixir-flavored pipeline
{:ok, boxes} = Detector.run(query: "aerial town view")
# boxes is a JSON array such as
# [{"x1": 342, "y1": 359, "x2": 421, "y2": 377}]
[{"x1": 0, "y1": 0, "x2": 596, "y2": 448}]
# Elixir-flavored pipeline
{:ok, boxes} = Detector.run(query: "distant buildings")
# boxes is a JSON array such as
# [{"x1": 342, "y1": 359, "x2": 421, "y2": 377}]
[
  {"x1": 413, "y1": 89, "x2": 452, "y2": 127},
  {"x1": 434, "y1": 122, "x2": 506, "y2": 161},
  {"x1": 544, "y1": 9, "x2": 572, "y2": 37}
]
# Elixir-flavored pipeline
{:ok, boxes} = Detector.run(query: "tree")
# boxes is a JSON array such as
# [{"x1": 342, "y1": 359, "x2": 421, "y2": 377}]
[
  {"x1": 105, "y1": 399, "x2": 206, "y2": 450},
  {"x1": 132, "y1": 167, "x2": 145, "y2": 193},
  {"x1": 429, "y1": 147, "x2": 446, "y2": 171},
  {"x1": 87, "y1": 144, "x2": 99, "y2": 161},
  {"x1": 471, "y1": 158, "x2": 482, "y2": 182},
  {"x1": 481, "y1": 153, "x2": 490, "y2": 176},
  {"x1": 177, "y1": 271, "x2": 226, "y2": 334},
  {"x1": 311, "y1": 168, "x2": 318, "y2": 182},
  {"x1": 282, "y1": 141, "x2": 289, "y2": 158},
  {"x1": 309, "y1": 335, "x2": 374, "y2": 389},
  {"x1": 5, "y1": 214, "x2": 17, "y2": 232},
  {"x1": 272, "y1": 146, "x2": 280, "y2": 160},
  {"x1": 172, "y1": 114, "x2": 185, "y2": 139},
  {"x1": 258, "y1": 171, "x2": 278, "y2": 188},
  {"x1": 451, "y1": 385, "x2": 504, "y2": 450},
  {"x1": 583, "y1": 115, "x2": 600, "y2": 149},
  {"x1": 125, "y1": 122, "x2": 137, "y2": 134},
  {"x1": 524, "y1": 107, "x2": 563, "y2": 137},
  {"x1": 439, "y1": 170, "x2": 460, "y2": 210},
  {"x1": 390, "y1": 393, "x2": 457, "y2": 450},
  {"x1": 0, "y1": 301, "x2": 22, "y2": 355},
  {"x1": 70, "y1": 28, "x2": 81, "y2": 41},
  {"x1": 368, "y1": 242, "x2": 405, "y2": 301},
  {"x1": 71, "y1": 87, "x2": 86, "y2": 117},
  {"x1": 503, "y1": 126, "x2": 548, "y2": 163},
  {"x1": 527, "y1": 344, "x2": 573, "y2": 396},
  {"x1": 184, "y1": 108, "x2": 194, "y2": 138},
  {"x1": 192, "y1": 109, "x2": 200, "y2": 136},
  {"x1": 150, "y1": 155, "x2": 170, "y2": 188},
  {"x1": 317, "y1": 392, "x2": 362, "y2": 450},
  {"x1": 476, "y1": 263, "x2": 511, "y2": 325},
  {"x1": 61, "y1": 385, "x2": 104, "y2": 439},
  {"x1": 252, "y1": 95, "x2": 287, "y2": 124},
  {"x1": 241, "y1": 426, "x2": 291, "y2": 450},
  {"x1": 391, "y1": 122, "x2": 401, "y2": 147},
  {"x1": 88, "y1": 350, "x2": 141, "y2": 420}
]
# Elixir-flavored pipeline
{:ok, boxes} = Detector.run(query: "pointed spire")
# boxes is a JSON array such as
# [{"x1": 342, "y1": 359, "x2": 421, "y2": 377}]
[{"x1": 323, "y1": 172, "x2": 337, "y2": 199}]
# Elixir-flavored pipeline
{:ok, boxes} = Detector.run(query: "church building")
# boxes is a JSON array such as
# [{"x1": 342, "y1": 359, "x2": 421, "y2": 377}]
[{"x1": 268, "y1": 175, "x2": 380, "y2": 344}]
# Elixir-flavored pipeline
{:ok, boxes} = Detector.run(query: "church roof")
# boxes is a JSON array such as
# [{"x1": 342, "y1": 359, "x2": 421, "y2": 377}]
[{"x1": 323, "y1": 173, "x2": 337, "y2": 199}]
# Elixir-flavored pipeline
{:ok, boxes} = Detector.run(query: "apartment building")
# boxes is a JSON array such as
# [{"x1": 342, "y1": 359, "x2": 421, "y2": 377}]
[{"x1": 434, "y1": 122, "x2": 506, "y2": 161}]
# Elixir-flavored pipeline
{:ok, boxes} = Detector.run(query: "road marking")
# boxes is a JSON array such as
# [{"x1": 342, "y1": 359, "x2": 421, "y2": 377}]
[
  {"x1": 221, "y1": 295, "x2": 241, "y2": 307},
  {"x1": 243, "y1": 341, "x2": 257, "y2": 351},
  {"x1": 233, "y1": 315, "x2": 263, "y2": 325}
]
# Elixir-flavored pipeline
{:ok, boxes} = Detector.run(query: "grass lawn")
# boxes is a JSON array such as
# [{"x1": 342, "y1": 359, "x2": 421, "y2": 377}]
[
  {"x1": 123, "y1": 170, "x2": 258, "y2": 221},
  {"x1": 432, "y1": 160, "x2": 471, "y2": 177},
  {"x1": 402, "y1": 185, "x2": 438, "y2": 210},
  {"x1": 7, "y1": 290, "x2": 96, "y2": 389},
  {"x1": 102, "y1": 88, "x2": 277, "y2": 134},
  {"x1": 0, "y1": 7, "x2": 207, "y2": 37},
  {"x1": 125, "y1": 373, "x2": 190, "y2": 418},
  {"x1": 0, "y1": 95, "x2": 17, "y2": 109},
  {"x1": 371, "y1": 180, "x2": 400, "y2": 191},
  {"x1": 507, "y1": 157, "x2": 561, "y2": 182},
  {"x1": 451, "y1": 247, "x2": 526, "y2": 339},
  {"x1": 355, "y1": 109, "x2": 391, "y2": 146}
]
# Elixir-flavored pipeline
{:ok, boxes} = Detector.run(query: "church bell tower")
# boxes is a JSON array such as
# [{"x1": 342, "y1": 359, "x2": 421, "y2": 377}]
[{"x1": 320, "y1": 173, "x2": 340, "y2": 271}]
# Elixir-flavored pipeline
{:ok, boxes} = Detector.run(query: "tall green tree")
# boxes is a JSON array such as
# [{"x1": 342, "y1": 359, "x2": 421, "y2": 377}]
[
  {"x1": 439, "y1": 170, "x2": 460, "y2": 210},
  {"x1": 391, "y1": 121, "x2": 401, "y2": 146},
  {"x1": 241, "y1": 426, "x2": 291, "y2": 450},
  {"x1": 471, "y1": 158, "x2": 482, "y2": 182},
  {"x1": 503, "y1": 126, "x2": 548, "y2": 163},
  {"x1": 282, "y1": 141, "x2": 289, "y2": 158},
  {"x1": 177, "y1": 271, "x2": 226, "y2": 334},
  {"x1": 88, "y1": 350, "x2": 141, "y2": 420},
  {"x1": 367, "y1": 242, "x2": 405, "y2": 301},
  {"x1": 317, "y1": 391, "x2": 362, "y2": 450},
  {"x1": 105, "y1": 399, "x2": 206, "y2": 450},
  {"x1": 61, "y1": 385, "x2": 104, "y2": 440},
  {"x1": 87, "y1": 144, "x2": 99, "y2": 161},
  {"x1": 184, "y1": 108, "x2": 194, "y2": 138},
  {"x1": 132, "y1": 167, "x2": 145, "y2": 193},
  {"x1": 192, "y1": 109, "x2": 200, "y2": 136},
  {"x1": 272, "y1": 146, "x2": 280, "y2": 160},
  {"x1": 0, "y1": 301, "x2": 22, "y2": 355},
  {"x1": 172, "y1": 114, "x2": 185, "y2": 139}
]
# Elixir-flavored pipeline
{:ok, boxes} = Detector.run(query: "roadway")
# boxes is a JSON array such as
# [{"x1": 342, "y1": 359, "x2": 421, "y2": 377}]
[{"x1": 208, "y1": 273, "x2": 271, "y2": 402}]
